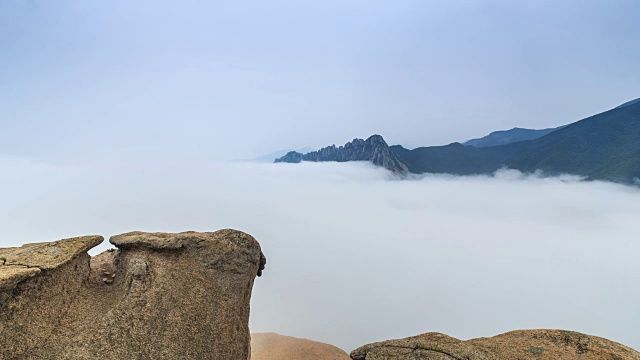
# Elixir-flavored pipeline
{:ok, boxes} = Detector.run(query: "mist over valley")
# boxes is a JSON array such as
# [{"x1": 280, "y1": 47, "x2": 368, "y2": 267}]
[{"x1": 1, "y1": 157, "x2": 638, "y2": 351}]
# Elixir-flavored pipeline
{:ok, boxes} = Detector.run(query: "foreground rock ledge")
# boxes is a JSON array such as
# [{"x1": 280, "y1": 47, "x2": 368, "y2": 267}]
[
  {"x1": 0, "y1": 230, "x2": 266, "y2": 360},
  {"x1": 251, "y1": 333, "x2": 350, "y2": 360},
  {"x1": 351, "y1": 330, "x2": 640, "y2": 360}
]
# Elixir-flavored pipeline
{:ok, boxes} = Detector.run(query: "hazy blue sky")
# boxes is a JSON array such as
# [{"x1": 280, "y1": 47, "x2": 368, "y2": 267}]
[{"x1": 2, "y1": 1, "x2": 640, "y2": 163}]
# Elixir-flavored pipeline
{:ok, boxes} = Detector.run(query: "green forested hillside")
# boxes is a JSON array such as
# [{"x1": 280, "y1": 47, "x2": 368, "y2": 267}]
[
  {"x1": 463, "y1": 126, "x2": 562, "y2": 147},
  {"x1": 391, "y1": 101, "x2": 640, "y2": 183}
]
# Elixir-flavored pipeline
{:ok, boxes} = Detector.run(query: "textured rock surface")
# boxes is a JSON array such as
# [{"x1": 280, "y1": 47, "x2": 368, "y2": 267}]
[
  {"x1": 275, "y1": 135, "x2": 408, "y2": 175},
  {"x1": 0, "y1": 235, "x2": 103, "y2": 271},
  {"x1": 251, "y1": 333, "x2": 350, "y2": 360},
  {"x1": 351, "y1": 330, "x2": 640, "y2": 360},
  {"x1": 0, "y1": 230, "x2": 265, "y2": 360}
]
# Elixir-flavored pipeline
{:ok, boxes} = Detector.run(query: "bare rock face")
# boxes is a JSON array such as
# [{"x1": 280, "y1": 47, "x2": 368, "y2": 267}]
[
  {"x1": 350, "y1": 330, "x2": 640, "y2": 360},
  {"x1": 251, "y1": 333, "x2": 350, "y2": 360},
  {"x1": 274, "y1": 135, "x2": 409, "y2": 175},
  {"x1": 0, "y1": 230, "x2": 265, "y2": 360}
]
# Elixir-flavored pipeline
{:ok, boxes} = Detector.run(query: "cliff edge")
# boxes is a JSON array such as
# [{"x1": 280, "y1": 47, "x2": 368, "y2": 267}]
[{"x1": 0, "y1": 230, "x2": 266, "y2": 360}]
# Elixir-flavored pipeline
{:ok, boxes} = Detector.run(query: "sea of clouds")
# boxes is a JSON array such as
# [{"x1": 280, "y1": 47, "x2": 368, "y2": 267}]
[{"x1": 1, "y1": 156, "x2": 639, "y2": 352}]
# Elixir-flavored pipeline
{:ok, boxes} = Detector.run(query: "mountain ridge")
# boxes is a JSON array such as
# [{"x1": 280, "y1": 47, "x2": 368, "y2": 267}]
[
  {"x1": 275, "y1": 98, "x2": 640, "y2": 184},
  {"x1": 464, "y1": 126, "x2": 564, "y2": 147},
  {"x1": 275, "y1": 135, "x2": 408, "y2": 174},
  {"x1": 616, "y1": 97, "x2": 640, "y2": 108}
]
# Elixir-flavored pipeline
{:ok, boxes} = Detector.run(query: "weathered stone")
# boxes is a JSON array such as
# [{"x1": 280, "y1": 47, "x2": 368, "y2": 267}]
[
  {"x1": 351, "y1": 330, "x2": 640, "y2": 360},
  {"x1": 0, "y1": 265, "x2": 41, "y2": 292},
  {"x1": 0, "y1": 230, "x2": 265, "y2": 360},
  {"x1": 110, "y1": 231, "x2": 187, "y2": 250},
  {"x1": 0, "y1": 235, "x2": 102, "y2": 295},
  {"x1": 251, "y1": 333, "x2": 351, "y2": 360}
]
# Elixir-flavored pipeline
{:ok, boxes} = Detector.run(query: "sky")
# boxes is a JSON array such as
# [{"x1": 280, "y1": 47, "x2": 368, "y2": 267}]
[
  {"x1": 2, "y1": 1, "x2": 640, "y2": 353},
  {"x1": 0, "y1": 159, "x2": 639, "y2": 351},
  {"x1": 1, "y1": 0, "x2": 640, "y2": 163}
]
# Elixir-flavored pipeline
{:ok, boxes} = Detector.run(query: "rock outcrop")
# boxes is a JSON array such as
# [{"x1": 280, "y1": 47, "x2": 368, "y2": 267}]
[
  {"x1": 0, "y1": 230, "x2": 265, "y2": 360},
  {"x1": 251, "y1": 333, "x2": 350, "y2": 360},
  {"x1": 275, "y1": 135, "x2": 408, "y2": 175},
  {"x1": 350, "y1": 330, "x2": 640, "y2": 360}
]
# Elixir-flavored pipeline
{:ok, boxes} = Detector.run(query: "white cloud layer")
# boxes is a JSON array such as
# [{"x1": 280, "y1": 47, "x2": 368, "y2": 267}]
[{"x1": 1, "y1": 157, "x2": 639, "y2": 352}]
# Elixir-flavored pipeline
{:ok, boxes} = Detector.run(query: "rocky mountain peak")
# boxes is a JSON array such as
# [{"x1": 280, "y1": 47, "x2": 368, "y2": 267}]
[
  {"x1": 275, "y1": 134, "x2": 408, "y2": 175},
  {"x1": 365, "y1": 134, "x2": 385, "y2": 143}
]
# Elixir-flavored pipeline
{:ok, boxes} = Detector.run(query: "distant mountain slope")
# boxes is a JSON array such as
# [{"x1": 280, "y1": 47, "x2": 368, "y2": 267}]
[
  {"x1": 464, "y1": 126, "x2": 563, "y2": 147},
  {"x1": 616, "y1": 98, "x2": 640, "y2": 108},
  {"x1": 275, "y1": 135, "x2": 408, "y2": 174},
  {"x1": 275, "y1": 98, "x2": 640, "y2": 184},
  {"x1": 251, "y1": 147, "x2": 315, "y2": 163},
  {"x1": 391, "y1": 100, "x2": 640, "y2": 183},
  {"x1": 506, "y1": 101, "x2": 640, "y2": 181}
]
